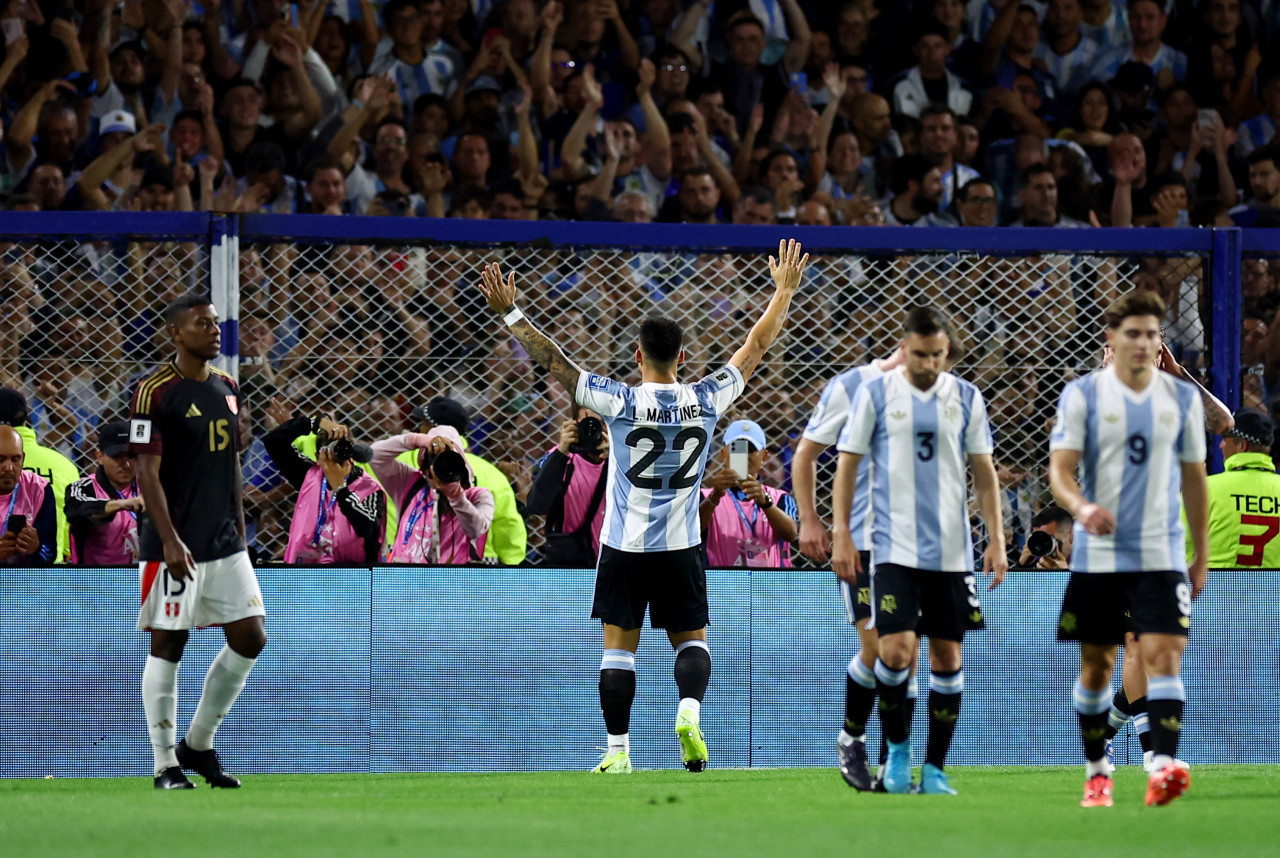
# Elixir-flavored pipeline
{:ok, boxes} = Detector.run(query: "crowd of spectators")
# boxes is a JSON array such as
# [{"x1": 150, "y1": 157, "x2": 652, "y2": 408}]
[
  {"x1": 1, "y1": 0, "x2": 1278, "y2": 563},
  {"x1": 2, "y1": 0, "x2": 1280, "y2": 228}
]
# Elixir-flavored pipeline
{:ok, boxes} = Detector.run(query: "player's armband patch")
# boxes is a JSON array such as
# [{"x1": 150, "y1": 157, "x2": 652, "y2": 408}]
[
  {"x1": 711, "y1": 368, "x2": 735, "y2": 388},
  {"x1": 130, "y1": 419, "x2": 153, "y2": 444},
  {"x1": 587, "y1": 375, "x2": 611, "y2": 391}
]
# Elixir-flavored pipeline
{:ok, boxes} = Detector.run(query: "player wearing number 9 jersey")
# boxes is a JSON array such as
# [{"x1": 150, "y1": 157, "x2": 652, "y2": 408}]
[
  {"x1": 1049, "y1": 289, "x2": 1209, "y2": 809},
  {"x1": 478, "y1": 240, "x2": 809, "y2": 776}
]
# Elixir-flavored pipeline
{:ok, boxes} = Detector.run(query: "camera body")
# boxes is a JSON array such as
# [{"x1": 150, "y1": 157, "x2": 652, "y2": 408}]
[
  {"x1": 316, "y1": 430, "x2": 372, "y2": 465},
  {"x1": 1026, "y1": 529, "x2": 1060, "y2": 558},
  {"x1": 423, "y1": 448, "x2": 470, "y2": 487},
  {"x1": 570, "y1": 417, "x2": 604, "y2": 456}
]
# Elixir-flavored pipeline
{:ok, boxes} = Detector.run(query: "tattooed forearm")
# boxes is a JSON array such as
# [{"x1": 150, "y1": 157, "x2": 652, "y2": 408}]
[
  {"x1": 1179, "y1": 367, "x2": 1235, "y2": 436},
  {"x1": 509, "y1": 317, "x2": 582, "y2": 394}
]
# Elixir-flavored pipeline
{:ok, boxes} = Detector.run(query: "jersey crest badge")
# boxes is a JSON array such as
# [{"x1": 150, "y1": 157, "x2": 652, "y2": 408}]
[
  {"x1": 889, "y1": 411, "x2": 906, "y2": 420},
  {"x1": 226, "y1": 395, "x2": 238, "y2": 414}
]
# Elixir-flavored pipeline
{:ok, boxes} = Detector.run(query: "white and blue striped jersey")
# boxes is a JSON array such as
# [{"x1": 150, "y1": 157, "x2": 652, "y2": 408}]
[
  {"x1": 838, "y1": 369, "x2": 994, "y2": 573},
  {"x1": 576, "y1": 365, "x2": 745, "y2": 553},
  {"x1": 803, "y1": 362, "x2": 886, "y2": 548},
  {"x1": 1050, "y1": 367, "x2": 1205, "y2": 573},
  {"x1": 1080, "y1": 3, "x2": 1129, "y2": 51},
  {"x1": 1034, "y1": 37, "x2": 1102, "y2": 100}
]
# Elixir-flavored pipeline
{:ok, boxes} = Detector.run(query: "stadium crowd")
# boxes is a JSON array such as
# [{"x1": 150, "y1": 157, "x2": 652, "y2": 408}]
[{"x1": 0, "y1": 0, "x2": 1277, "y2": 566}]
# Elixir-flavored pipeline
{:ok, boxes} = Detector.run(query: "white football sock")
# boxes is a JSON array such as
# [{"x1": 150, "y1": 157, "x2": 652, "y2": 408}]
[
  {"x1": 185, "y1": 646, "x2": 256, "y2": 752},
  {"x1": 142, "y1": 656, "x2": 179, "y2": 775},
  {"x1": 607, "y1": 733, "x2": 630, "y2": 754},
  {"x1": 678, "y1": 697, "x2": 701, "y2": 722}
]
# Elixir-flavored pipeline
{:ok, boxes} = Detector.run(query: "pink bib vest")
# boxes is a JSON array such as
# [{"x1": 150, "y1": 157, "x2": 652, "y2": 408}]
[
  {"x1": 285, "y1": 466, "x2": 383, "y2": 564},
  {"x1": 70, "y1": 472, "x2": 139, "y2": 564},
  {"x1": 701, "y1": 486, "x2": 793, "y2": 568},
  {"x1": 0, "y1": 470, "x2": 50, "y2": 565},
  {"x1": 387, "y1": 481, "x2": 491, "y2": 564}
]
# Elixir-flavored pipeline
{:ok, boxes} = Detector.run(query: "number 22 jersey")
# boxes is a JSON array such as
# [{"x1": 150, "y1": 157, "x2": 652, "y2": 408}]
[
  {"x1": 576, "y1": 365, "x2": 745, "y2": 553},
  {"x1": 129, "y1": 363, "x2": 246, "y2": 563}
]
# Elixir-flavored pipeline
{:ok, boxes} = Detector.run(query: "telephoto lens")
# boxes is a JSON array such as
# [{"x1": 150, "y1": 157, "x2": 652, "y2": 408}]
[
  {"x1": 425, "y1": 449, "x2": 469, "y2": 487},
  {"x1": 570, "y1": 417, "x2": 604, "y2": 455},
  {"x1": 1026, "y1": 530, "x2": 1058, "y2": 558}
]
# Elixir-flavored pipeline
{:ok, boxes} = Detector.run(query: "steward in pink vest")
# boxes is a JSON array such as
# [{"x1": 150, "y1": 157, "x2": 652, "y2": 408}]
[
  {"x1": 263, "y1": 412, "x2": 386, "y2": 564},
  {"x1": 371, "y1": 426, "x2": 494, "y2": 564},
  {"x1": 0, "y1": 425, "x2": 57, "y2": 565},
  {"x1": 66, "y1": 421, "x2": 142, "y2": 564}
]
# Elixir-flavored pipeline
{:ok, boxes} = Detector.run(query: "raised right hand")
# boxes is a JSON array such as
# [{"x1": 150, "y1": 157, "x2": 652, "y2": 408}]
[
  {"x1": 768, "y1": 238, "x2": 809, "y2": 294},
  {"x1": 478, "y1": 262, "x2": 517, "y2": 313}
]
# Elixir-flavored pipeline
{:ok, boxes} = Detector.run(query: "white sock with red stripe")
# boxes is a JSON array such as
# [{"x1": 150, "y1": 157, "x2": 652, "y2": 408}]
[
  {"x1": 185, "y1": 646, "x2": 256, "y2": 752},
  {"x1": 142, "y1": 656, "x2": 179, "y2": 775}
]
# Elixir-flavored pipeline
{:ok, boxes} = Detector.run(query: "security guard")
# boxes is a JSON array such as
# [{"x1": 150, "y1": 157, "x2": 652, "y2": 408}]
[
  {"x1": 1188, "y1": 410, "x2": 1280, "y2": 569},
  {"x1": 0, "y1": 388, "x2": 79, "y2": 562}
]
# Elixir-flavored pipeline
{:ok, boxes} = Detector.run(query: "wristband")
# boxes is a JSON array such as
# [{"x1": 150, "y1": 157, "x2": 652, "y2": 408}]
[
  {"x1": 351, "y1": 98, "x2": 365, "y2": 111},
  {"x1": 503, "y1": 306, "x2": 525, "y2": 327},
  {"x1": 758, "y1": 496, "x2": 774, "y2": 510}
]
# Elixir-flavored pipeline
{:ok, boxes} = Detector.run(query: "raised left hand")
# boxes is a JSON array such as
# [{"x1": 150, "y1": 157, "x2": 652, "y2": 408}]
[{"x1": 15, "y1": 525, "x2": 39, "y2": 555}]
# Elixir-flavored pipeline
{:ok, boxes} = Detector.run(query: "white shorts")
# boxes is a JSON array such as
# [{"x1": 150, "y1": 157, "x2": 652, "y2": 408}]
[{"x1": 137, "y1": 551, "x2": 265, "y2": 632}]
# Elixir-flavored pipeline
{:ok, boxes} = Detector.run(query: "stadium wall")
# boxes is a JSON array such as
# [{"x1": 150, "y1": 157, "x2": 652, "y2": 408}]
[{"x1": 2, "y1": 566, "x2": 1277, "y2": 777}]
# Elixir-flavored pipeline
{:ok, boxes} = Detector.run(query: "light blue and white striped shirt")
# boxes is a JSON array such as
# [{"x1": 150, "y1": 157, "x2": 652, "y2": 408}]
[
  {"x1": 1095, "y1": 44, "x2": 1187, "y2": 85},
  {"x1": 1049, "y1": 367, "x2": 1205, "y2": 573},
  {"x1": 1035, "y1": 37, "x2": 1102, "y2": 100},
  {"x1": 577, "y1": 365, "x2": 745, "y2": 553},
  {"x1": 1238, "y1": 114, "x2": 1277, "y2": 158},
  {"x1": 803, "y1": 362, "x2": 886, "y2": 548},
  {"x1": 839, "y1": 369, "x2": 994, "y2": 572},
  {"x1": 1080, "y1": 3, "x2": 1130, "y2": 51}
]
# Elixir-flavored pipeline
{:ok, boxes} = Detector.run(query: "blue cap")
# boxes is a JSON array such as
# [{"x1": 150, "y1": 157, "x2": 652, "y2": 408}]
[{"x1": 723, "y1": 420, "x2": 766, "y2": 451}]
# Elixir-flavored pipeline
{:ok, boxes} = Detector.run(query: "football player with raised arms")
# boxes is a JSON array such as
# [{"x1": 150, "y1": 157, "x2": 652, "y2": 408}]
[{"x1": 479, "y1": 239, "x2": 808, "y2": 774}]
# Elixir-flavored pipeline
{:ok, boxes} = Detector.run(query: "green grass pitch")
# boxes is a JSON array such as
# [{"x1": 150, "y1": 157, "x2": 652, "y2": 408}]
[{"x1": 3, "y1": 767, "x2": 1278, "y2": 857}]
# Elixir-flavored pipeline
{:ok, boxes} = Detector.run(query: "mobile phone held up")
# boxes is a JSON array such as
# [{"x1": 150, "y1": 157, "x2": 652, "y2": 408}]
[
  {"x1": 729, "y1": 439, "x2": 751, "y2": 481},
  {"x1": 8, "y1": 513, "x2": 27, "y2": 534}
]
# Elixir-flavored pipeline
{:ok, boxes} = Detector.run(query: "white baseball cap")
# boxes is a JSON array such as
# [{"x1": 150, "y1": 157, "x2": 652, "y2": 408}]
[{"x1": 99, "y1": 109, "x2": 137, "y2": 136}]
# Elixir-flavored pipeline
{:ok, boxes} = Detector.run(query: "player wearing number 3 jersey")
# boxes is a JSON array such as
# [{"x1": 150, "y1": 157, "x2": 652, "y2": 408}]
[
  {"x1": 1049, "y1": 290, "x2": 1209, "y2": 809},
  {"x1": 479, "y1": 240, "x2": 809, "y2": 775}
]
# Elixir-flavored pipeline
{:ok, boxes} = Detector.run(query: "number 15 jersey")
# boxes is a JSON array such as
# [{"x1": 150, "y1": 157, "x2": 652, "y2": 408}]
[
  {"x1": 1050, "y1": 366, "x2": 1204, "y2": 573},
  {"x1": 576, "y1": 365, "x2": 745, "y2": 553},
  {"x1": 129, "y1": 363, "x2": 246, "y2": 563}
]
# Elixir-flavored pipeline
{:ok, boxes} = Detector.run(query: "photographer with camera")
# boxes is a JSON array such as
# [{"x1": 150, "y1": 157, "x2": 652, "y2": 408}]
[
  {"x1": 372, "y1": 425, "x2": 494, "y2": 564},
  {"x1": 526, "y1": 407, "x2": 610, "y2": 568},
  {"x1": 699, "y1": 420, "x2": 799, "y2": 568},
  {"x1": 263, "y1": 403, "x2": 386, "y2": 565},
  {"x1": 1014, "y1": 505, "x2": 1075, "y2": 570},
  {"x1": 66, "y1": 421, "x2": 143, "y2": 564},
  {"x1": 403, "y1": 397, "x2": 526, "y2": 565}
]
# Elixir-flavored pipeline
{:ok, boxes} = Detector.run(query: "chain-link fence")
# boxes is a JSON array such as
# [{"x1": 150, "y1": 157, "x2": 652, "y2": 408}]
[
  {"x1": 238, "y1": 222, "x2": 1225, "y2": 565},
  {"x1": 0, "y1": 214, "x2": 1236, "y2": 566}
]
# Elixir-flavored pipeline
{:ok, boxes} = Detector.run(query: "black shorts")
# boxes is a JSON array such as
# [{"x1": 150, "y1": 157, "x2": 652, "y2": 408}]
[
  {"x1": 839, "y1": 551, "x2": 873, "y2": 624},
  {"x1": 871, "y1": 563, "x2": 986, "y2": 641},
  {"x1": 592, "y1": 544, "x2": 708, "y2": 632},
  {"x1": 1056, "y1": 571, "x2": 1192, "y2": 646}
]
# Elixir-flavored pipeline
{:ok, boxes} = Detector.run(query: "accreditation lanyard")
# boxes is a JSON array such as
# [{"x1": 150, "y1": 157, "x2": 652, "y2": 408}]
[
  {"x1": 105, "y1": 475, "x2": 140, "y2": 522},
  {"x1": 402, "y1": 485, "x2": 435, "y2": 547},
  {"x1": 0, "y1": 488, "x2": 17, "y2": 533},
  {"x1": 730, "y1": 491, "x2": 760, "y2": 540},
  {"x1": 312, "y1": 479, "x2": 341, "y2": 547}
]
